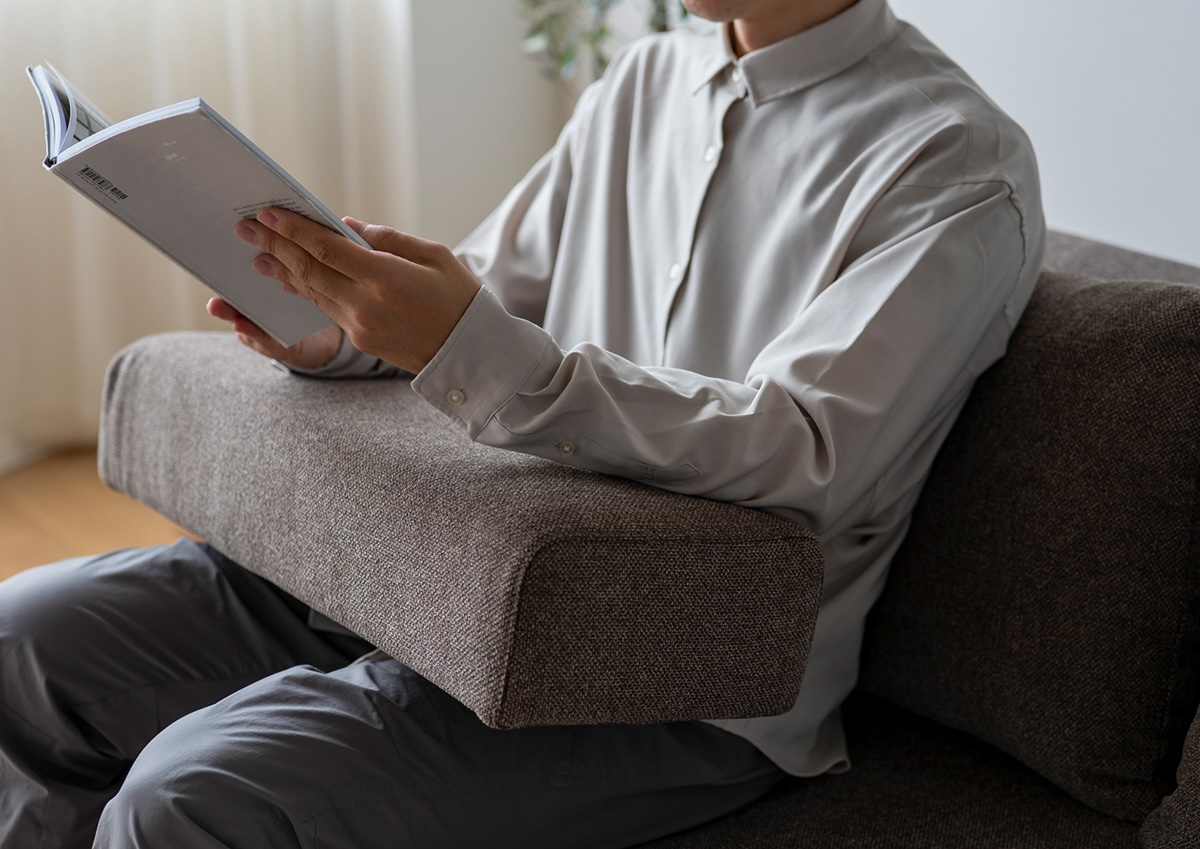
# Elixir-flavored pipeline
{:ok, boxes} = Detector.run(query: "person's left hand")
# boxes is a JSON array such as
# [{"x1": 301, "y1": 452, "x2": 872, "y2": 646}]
[{"x1": 234, "y1": 209, "x2": 481, "y2": 374}]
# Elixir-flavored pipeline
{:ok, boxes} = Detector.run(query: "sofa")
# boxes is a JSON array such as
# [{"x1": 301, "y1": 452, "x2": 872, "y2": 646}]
[{"x1": 98, "y1": 231, "x2": 1200, "y2": 847}]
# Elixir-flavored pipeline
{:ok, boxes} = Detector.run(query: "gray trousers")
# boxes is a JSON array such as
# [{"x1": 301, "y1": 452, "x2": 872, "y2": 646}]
[{"x1": 0, "y1": 539, "x2": 783, "y2": 848}]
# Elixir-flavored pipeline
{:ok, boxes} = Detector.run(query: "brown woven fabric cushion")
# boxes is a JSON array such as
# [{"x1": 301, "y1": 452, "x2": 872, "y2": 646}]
[
  {"x1": 99, "y1": 332, "x2": 824, "y2": 729},
  {"x1": 858, "y1": 270, "x2": 1200, "y2": 822},
  {"x1": 1045, "y1": 231, "x2": 1200, "y2": 285},
  {"x1": 1140, "y1": 705, "x2": 1200, "y2": 848}
]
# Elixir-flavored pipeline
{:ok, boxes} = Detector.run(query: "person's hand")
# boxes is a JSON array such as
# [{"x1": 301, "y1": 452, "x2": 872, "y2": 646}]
[
  {"x1": 205, "y1": 296, "x2": 345, "y2": 370},
  {"x1": 233, "y1": 209, "x2": 481, "y2": 375}
]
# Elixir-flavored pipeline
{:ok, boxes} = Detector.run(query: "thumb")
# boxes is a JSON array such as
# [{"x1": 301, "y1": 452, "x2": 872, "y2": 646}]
[{"x1": 344, "y1": 217, "x2": 441, "y2": 263}]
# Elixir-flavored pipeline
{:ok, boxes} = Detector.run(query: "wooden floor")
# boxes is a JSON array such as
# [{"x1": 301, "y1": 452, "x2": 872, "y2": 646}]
[{"x1": 0, "y1": 449, "x2": 190, "y2": 582}]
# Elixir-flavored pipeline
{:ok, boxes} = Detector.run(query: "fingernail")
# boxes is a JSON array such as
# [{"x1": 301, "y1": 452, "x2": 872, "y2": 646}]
[
  {"x1": 235, "y1": 224, "x2": 258, "y2": 244},
  {"x1": 252, "y1": 258, "x2": 273, "y2": 275},
  {"x1": 258, "y1": 210, "x2": 279, "y2": 229}
]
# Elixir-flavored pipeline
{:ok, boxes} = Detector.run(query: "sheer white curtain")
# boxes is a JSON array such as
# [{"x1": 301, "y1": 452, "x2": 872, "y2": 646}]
[{"x1": 0, "y1": 0, "x2": 418, "y2": 464}]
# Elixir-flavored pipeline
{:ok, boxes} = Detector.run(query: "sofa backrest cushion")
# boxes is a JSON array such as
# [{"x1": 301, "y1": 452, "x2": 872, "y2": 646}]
[
  {"x1": 858, "y1": 269, "x2": 1200, "y2": 822},
  {"x1": 1043, "y1": 231, "x2": 1200, "y2": 286}
]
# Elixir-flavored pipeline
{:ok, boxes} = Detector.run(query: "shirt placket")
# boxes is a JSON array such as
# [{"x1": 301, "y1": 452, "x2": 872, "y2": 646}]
[{"x1": 659, "y1": 67, "x2": 748, "y2": 365}]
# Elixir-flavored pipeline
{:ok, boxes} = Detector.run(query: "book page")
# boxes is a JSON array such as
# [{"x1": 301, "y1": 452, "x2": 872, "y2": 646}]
[
  {"x1": 29, "y1": 64, "x2": 114, "y2": 159},
  {"x1": 70, "y1": 97, "x2": 110, "y2": 145},
  {"x1": 26, "y1": 65, "x2": 67, "y2": 161}
]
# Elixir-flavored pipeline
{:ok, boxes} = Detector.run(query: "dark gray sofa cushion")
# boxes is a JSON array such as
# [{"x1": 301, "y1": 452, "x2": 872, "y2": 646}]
[
  {"x1": 1045, "y1": 231, "x2": 1200, "y2": 285},
  {"x1": 859, "y1": 270, "x2": 1200, "y2": 822},
  {"x1": 99, "y1": 332, "x2": 825, "y2": 729},
  {"x1": 638, "y1": 694, "x2": 1138, "y2": 849}
]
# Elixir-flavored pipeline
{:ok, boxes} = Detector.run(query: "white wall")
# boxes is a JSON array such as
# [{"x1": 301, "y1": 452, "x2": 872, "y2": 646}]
[
  {"x1": 0, "y1": 435, "x2": 41, "y2": 478},
  {"x1": 408, "y1": 0, "x2": 564, "y2": 246},
  {"x1": 889, "y1": 0, "x2": 1200, "y2": 266}
]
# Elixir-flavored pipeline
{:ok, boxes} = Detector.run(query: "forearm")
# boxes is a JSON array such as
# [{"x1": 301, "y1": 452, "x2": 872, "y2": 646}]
[{"x1": 413, "y1": 288, "x2": 853, "y2": 532}]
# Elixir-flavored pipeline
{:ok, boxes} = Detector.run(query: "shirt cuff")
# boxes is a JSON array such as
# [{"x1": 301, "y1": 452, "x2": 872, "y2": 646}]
[{"x1": 411, "y1": 286, "x2": 556, "y2": 437}]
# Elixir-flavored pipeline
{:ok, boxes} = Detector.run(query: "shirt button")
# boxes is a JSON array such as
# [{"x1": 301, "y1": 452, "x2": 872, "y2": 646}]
[
  {"x1": 731, "y1": 66, "x2": 743, "y2": 85},
  {"x1": 446, "y1": 388, "x2": 466, "y2": 406},
  {"x1": 556, "y1": 441, "x2": 577, "y2": 457},
  {"x1": 669, "y1": 262, "x2": 682, "y2": 281},
  {"x1": 703, "y1": 145, "x2": 716, "y2": 163}
]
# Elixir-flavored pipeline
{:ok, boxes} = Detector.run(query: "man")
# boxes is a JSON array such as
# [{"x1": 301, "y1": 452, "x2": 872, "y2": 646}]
[{"x1": 0, "y1": 0, "x2": 1044, "y2": 846}]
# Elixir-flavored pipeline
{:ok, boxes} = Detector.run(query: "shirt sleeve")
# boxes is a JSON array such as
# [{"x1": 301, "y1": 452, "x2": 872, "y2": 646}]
[{"x1": 411, "y1": 177, "x2": 1040, "y2": 536}]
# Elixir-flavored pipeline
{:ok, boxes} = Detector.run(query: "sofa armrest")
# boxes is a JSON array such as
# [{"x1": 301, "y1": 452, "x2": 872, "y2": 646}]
[{"x1": 98, "y1": 332, "x2": 824, "y2": 729}]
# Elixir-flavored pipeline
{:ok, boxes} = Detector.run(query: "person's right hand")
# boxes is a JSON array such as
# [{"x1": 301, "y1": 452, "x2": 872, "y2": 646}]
[{"x1": 206, "y1": 296, "x2": 344, "y2": 371}]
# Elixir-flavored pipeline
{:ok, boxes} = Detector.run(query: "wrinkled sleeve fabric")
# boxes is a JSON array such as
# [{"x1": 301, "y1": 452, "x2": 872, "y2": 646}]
[{"x1": 412, "y1": 176, "x2": 1034, "y2": 536}]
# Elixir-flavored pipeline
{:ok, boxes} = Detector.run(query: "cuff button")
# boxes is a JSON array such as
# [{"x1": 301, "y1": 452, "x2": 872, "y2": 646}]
[
  {"x1": 556, "y1": 440, "x2": 577, "y2": 457},
  {"x1": 446, "y1": 388, "x2": 467, "y2": 406}
]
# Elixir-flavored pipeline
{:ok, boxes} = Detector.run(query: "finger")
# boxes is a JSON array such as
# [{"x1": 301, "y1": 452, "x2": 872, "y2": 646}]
[
  {"x1": 206, "y1": 296, "x2": 240, "y2": 322},
  {"x1": 207, "y1": 296, "x2": 261, "y2": 336},
  {"x1": 244, "y1": 240, "x2": 352, "y2": 326},
  {"x1": 256, "y1": 208, "x2": 374, "y2": 281},
  {"x1": 207, "y1": 298, "x2": 290, "y2": 358},
  {"x1": 344, "y1": 216, "x2": 443, "y2": 265}
]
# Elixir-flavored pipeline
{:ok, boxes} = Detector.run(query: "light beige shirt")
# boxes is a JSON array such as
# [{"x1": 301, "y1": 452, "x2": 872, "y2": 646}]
[{"x1": 313, "y1": 0, "x2": 1045, "y2": 776}]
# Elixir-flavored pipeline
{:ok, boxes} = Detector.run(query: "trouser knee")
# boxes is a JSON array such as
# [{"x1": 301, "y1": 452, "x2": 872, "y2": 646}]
[
  {"x1": 0, "y1": 542, "x2": 252, "y2": 766},
  {"x1": 0, "y1": 556, "x2": 109, "y2": 722},
  {"x1": 0, "y1": 554, "x2": 172, "y2": 849},
  {"x1": 94, "y1": 687, "x2": 307, "y2": 849},
  {"x1": 96, "y1": 723, "x2": 225, "y2": 848}
]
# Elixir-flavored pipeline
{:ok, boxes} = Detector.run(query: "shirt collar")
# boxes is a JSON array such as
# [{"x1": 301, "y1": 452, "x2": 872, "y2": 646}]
[{"x1": 691, "y1": 0, "x2": 899, "y2": 106}]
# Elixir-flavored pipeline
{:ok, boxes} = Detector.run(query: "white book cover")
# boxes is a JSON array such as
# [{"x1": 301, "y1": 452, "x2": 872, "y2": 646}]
[{"x1": 28, "y1": 63, "x2": 365, "y2": 346}]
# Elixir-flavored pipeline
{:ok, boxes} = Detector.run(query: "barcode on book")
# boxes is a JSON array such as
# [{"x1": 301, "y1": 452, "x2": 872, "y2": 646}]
[{"x1": 78, "y1": 165, "x2": 129, "y2": 202}]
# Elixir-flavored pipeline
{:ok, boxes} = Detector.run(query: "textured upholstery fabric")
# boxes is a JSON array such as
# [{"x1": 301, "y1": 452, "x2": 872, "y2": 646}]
[
  {"x1": 1140, "y1": 703, "x2": 1200, "y2": 848},
  {"x1": 1044, "y1": 231, "x2": 1200, "y2": 285},
  {"x1": 858, "y1": 270, "x2": 1200, "y2": 822},
  {"x1": 99, "y1": 334, "x2": 824, "y2": 729},
  {"x1": 637, "y1": 694, "x2": 1139, "y2": 849}
]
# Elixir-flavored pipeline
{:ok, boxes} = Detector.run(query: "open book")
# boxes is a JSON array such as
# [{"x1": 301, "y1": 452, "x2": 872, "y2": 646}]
[{"x1": 27, "y1": 63, "x2": 367, "y2": 345}]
